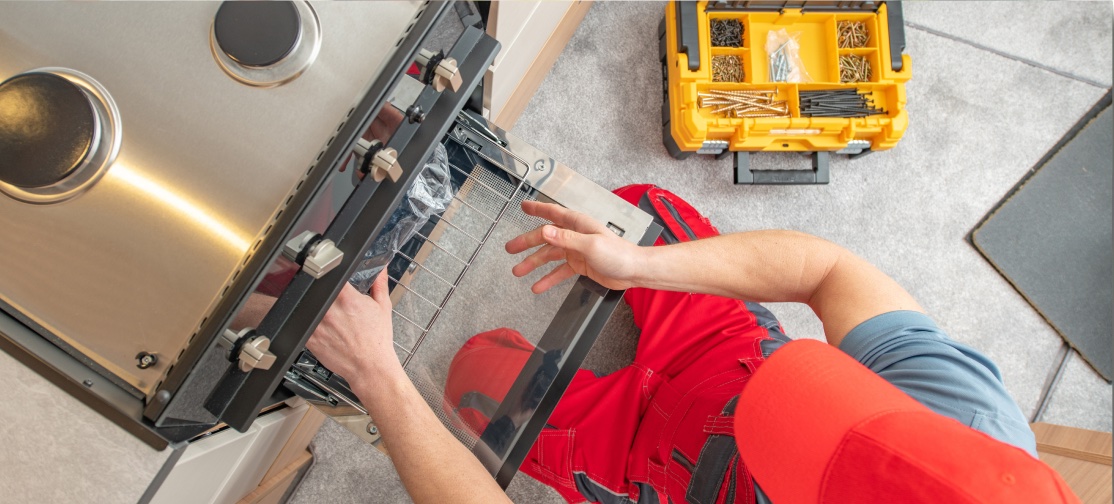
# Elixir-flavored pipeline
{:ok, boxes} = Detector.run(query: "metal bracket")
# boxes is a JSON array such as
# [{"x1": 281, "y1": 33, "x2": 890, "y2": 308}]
[{"x1": 449, "y1": 112, "x2": 654, "y2": 245}]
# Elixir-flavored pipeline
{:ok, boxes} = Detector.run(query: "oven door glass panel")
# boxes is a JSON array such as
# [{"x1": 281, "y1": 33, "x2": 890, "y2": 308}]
[{"x1": 287, "y1": 113, "x2": 656, "y2": 484}]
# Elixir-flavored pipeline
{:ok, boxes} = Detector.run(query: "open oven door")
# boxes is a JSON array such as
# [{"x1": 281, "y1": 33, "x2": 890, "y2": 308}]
[
  {"x1": 282, "y1": 108, "x2": 660, "y2": 487},
  {"x1": 142, "y1": 14, "x2": 660, "y2": 488}
]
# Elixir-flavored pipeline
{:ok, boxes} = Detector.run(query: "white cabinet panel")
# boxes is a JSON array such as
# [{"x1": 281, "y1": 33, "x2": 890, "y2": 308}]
[
  {"x1": 149, "y1": 404, "x2": 308, "y2": 504},
  {"x1": 486, "y1": 1, "x2": 582, "y2": 126},
  {"x1": 150, "y1": 424, "x2": 260, "y2": 504}
]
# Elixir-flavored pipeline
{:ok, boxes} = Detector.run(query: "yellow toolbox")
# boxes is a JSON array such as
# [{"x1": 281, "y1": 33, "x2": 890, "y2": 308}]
[{"x1": 660, "y1": 1, "x2": 911, "y2": 184}]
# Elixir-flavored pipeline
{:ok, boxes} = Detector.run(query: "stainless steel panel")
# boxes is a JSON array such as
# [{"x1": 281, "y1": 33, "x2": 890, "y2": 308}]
[
  {"x1": 450, "y1": 114, "x2": 655, "y2": 245},
  {"x1": 0, "y1": 1, "x2": 423, "y2": 396}
]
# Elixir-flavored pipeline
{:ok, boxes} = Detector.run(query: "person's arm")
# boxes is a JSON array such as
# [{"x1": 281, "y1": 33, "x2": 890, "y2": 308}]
[
  {"x1": 506, "y1": 201, "x2": 922, "y2": 346},
  {"x1": 307, "y1": 272, "x2": 511, "y2": 504}
]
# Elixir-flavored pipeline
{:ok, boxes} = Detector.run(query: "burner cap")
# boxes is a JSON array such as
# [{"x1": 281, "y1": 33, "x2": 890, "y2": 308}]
[
  {"x1": 0, "y1": 73, "x2": 97, "y2": 189},
  {"x1": 214, "y1": 1, "x2": 302, "y2": 68}
]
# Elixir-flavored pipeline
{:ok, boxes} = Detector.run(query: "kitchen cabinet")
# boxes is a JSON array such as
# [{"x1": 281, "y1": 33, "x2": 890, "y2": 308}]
[{"x1": 484, "y1": 1, "x2": 592, "y2": 128}]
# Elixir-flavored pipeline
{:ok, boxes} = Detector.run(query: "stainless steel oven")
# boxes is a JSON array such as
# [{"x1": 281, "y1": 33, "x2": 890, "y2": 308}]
[{"x1": 0, "y1": 1, "x2": 658, "y2": 486}]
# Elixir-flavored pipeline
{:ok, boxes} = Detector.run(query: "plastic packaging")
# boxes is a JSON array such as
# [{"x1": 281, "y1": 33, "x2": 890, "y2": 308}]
[
  {"x1": 348, "y1": 143, "x2": 453, "y2": 292},
  {"x1": 765, "y1": 29, "x2": 811, "y2": 83}
]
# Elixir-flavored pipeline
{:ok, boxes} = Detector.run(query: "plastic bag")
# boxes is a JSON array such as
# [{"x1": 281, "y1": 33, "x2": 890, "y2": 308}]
[
  {"x1": 765, "y1": 29, "x2": 811, "y2": 83},
  {"x1": 348, "y1": 143, "x2": 453, "y2": 292}
]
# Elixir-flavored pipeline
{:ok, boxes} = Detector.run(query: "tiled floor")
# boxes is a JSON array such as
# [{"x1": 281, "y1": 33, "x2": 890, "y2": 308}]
[{"x1": 291, "y1": 3, "x2": 1112, "y2": 502}]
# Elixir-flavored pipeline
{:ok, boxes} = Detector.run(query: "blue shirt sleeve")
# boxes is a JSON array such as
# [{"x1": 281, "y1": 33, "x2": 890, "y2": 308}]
[{"x1": 838, "y1": 311, "x2": 1038, "y2": 457}]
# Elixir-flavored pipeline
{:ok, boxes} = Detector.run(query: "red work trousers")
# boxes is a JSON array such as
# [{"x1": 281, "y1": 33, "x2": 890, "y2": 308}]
[{"x1": 445, "y1": 185, "x2": 785, "y2": 504}]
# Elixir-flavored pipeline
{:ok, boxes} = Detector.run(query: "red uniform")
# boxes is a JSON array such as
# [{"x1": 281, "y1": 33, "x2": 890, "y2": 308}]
[{"x1": 446, "y1": 185, "x2": 786, "y2": 504}]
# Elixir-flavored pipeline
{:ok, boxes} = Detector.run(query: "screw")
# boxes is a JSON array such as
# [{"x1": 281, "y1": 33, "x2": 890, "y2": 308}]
[
  {"x1": 405, "y1": 104, "x2": 426, "y2": 124},
  {"x1": 799, "y1": 88, "x2": 886, "y2": 117},
  {"x1": 837, "y1": 21, "x2": 869, "y2": 49},
  {"x1": 367, "y1": 422, "x2": 379, "y2": 436},
  {"x1": 699, "y1": 88, "x2": 789, "y2": 118},
  {"x1": 710, "y1": 19, "x2": 743, "y2": 47},
  {"x1": 839, "y1": 54, "x2": 871, "y2": 83},
  {"x1": 712, "y1": 55, "x2": 742, "y2": 82},
  {"x1": 533, "y1": 160, "x2": 547, "y2": 172},
  {"x1": 83, "y1": 379, "x2": 94, "y2": 387},
  {"x1": 136, "y1": 351, "x2": 158, "y2": 369}
]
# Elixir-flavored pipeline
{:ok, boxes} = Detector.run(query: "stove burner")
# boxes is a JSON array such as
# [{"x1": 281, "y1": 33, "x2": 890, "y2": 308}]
[
  {"x1": 214, "y1": 1, "x2": 301, "y2": 68},
  {"x1": 0, "y1": 68, "x2": 120, "y2": 204},
  {"x1": 0, "y1": 72, "x2": 97, "y2": 188},
  {"x1": 209, "y1": 1, "x2": 321, "y2": 88}
]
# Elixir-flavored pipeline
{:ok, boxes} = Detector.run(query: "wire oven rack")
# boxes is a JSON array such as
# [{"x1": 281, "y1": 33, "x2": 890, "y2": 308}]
[
  {"x1": 382, "y1": 137, "x2": 575, "y2": 447},
  {"x1": 388, "y1": 140, "x2": 531, "y2": 366}
]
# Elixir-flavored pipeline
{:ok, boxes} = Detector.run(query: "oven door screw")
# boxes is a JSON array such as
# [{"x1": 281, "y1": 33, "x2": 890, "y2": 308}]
[{"x1": 135, "y1": 351, "x2": 158, "y2": 369}]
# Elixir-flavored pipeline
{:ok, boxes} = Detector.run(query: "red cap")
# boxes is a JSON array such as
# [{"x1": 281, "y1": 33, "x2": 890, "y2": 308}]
[{"x1": 734, "y1": 339, "x2": 1079, "y2": 503}]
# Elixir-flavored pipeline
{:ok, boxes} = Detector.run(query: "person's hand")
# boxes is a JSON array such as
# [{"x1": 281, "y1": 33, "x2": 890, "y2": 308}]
[
  {"x1": 306, "y1": 270, "x2": 399, "y2": 380},
  {"x1": 505, "y1": 201, "x2": 646, "y2": 294},
  {"x1": 368, "y1": 105, "x2": 404, "y2": 143}
]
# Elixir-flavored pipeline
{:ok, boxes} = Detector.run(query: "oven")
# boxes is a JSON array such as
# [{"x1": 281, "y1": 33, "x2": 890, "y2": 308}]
[{"x1": 0, "y1": 0, "x2": 658, "y2": 487}]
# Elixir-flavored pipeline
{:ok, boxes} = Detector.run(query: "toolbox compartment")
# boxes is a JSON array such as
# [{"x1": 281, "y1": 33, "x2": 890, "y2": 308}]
[{"x1": 661, "y1": 1, "x2": 911, "y2": 183}]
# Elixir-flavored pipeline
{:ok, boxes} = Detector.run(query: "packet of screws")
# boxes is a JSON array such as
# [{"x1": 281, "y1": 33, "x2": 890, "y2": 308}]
[
  {"x1": 837, "y1": 21, "x2": 868, "y2": 49},
  {"x1": 799, "y1": 89, "x2": 885, "y2": 117},
  {"x1": 765, "y1": 29, "x2": 809, "y2": 83},
  {"x1": 839, "y1": 54, "x2": 871, "y2": 83},
  {"x1": 699, "y1": 89, "x2": 789, "y2": 118},
  {"x1": 712, "y1": 55, "x2": 743, "y2": 82},
  {"x1": 710, "y1": 19, "x2": 743, "y2": 47}
]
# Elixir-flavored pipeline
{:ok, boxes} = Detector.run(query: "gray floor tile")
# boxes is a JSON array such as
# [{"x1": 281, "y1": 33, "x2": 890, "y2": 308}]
[
  {"x1": 291, "y1": 419, "x2": 566, "y2": 503},
  {"x1": 290, "y1": 420, "x2": 411, "y2": 504},
  {"x1": 0, "y1": 351, "x2": 173, "y2": 504},
  {"x1": 904, "y1": 1, "x2": 1113, "y2": 87},
  {"x1": 1039, "y1": 351, "x2": 1113, "y2": 432}
]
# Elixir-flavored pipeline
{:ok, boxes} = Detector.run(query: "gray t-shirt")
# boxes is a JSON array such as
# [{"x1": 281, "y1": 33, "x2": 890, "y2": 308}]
[{"x1": 837, "y1": 310, "x2": 1038, "y2": 456}]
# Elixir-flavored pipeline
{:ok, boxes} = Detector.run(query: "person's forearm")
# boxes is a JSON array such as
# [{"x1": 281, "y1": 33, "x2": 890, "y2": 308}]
[
  {"x1": 636, "y1": 230, "x2": 922, "y2": 345},
  {"x1": 352, "y1": 365, "x2": 510, "y2": 504},
  {"x1": 637, "y1": 230, "x2": 839, "y2": 303}
]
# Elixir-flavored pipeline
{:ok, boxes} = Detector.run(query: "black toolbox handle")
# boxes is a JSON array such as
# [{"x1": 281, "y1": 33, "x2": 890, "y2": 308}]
[
  {"x1": 733, "y1": 151, "x2": 830, "y2": 185},
  {"x1": 675, "y1": 1, "x2": 700, "y2": 71},
  {"x1": 887, "y1": 1, "x2": 906, "y2": 72}
]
